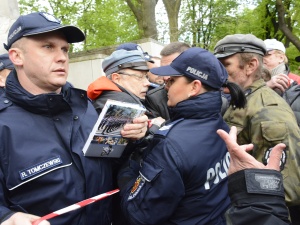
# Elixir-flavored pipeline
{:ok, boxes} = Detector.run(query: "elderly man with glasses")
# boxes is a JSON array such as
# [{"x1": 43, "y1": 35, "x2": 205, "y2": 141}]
[
  {"x1": 88, "y1": 49, "x2": 151, "y2": 114},
  {"x1": 87, "y1": 49, "x2": 165, "y2": 225}
]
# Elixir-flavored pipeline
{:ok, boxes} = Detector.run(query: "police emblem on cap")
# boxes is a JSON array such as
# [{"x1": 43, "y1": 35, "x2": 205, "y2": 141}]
[
  {"x1": 263, "y1": 147, "x2": 287, "y2": 171},
  {"x1": 40, "y1": 12, "x2": 61, "y2": 24},
  {"x1": 8, "y1": 26, "x2": 22, "y2": 41}
]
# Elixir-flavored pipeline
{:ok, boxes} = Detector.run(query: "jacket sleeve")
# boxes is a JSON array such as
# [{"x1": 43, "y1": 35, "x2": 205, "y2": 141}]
[
  {"x1": 0, "y1": 167, "x2": 15, "y2": 223},
  {"x1": 118, "y1": 142, "x2": 185, "y2": 225},
  {"x1": 227, "y1": 169, "x2": 291, "y2": 225}
]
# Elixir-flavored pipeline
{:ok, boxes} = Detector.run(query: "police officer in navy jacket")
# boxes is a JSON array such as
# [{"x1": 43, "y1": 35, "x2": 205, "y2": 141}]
[
  {"x1": 118, "y1": 47, "x2": 246, "y2": 225},
  {"x1": 0, "y1": 12, "x2": 147, "y2": 225}
]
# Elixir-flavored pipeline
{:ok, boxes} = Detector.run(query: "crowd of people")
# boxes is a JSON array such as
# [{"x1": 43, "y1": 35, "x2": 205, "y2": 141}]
[{"x1": 0, "y1": 11, "x2": 299, "y2": 225}]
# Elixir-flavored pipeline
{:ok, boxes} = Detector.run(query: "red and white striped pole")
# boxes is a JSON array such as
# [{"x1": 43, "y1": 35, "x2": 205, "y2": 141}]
[{"x1": 32, "y1": 189, "x2": 119, "y2": 225}]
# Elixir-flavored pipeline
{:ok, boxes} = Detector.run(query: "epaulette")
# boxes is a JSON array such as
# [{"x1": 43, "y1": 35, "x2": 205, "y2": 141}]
[
  {"x1": 0, "y1": 97, "x2": 12, "y2": 111},
  {"x1": 155, "y1": 118, "x2": 184, "y2": 136}
]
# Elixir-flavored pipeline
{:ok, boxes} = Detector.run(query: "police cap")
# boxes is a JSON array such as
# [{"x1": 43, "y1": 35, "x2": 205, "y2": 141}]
[
  {"x1": 4, "y1": 12, "x2": 85, "y2": 50},
  {"x1": 102, "y1": 49, "x2": 149, "y2": 75}
]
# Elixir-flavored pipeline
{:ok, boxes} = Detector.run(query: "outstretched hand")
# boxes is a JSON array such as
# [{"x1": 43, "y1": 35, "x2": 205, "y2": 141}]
[{"x1": 217, "y1": 126, "x2": 285, "y2": 175}]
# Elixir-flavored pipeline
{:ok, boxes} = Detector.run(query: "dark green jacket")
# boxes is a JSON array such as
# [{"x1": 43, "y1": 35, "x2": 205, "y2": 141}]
[{"x1": 224, "y1": 78, "x2": 300, "y2": 207}]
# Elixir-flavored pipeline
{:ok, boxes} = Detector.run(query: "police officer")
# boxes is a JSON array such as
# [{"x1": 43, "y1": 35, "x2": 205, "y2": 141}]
[
  {"x1": 117, "y1": 47, "x2": 246, "y2": 225},
  {"x1": 0, "y1": 12, "x2": 147, "y2": 225},
  {"x1": 214, "y1": 34, "x2": 300, "y2": 222},
  {"x1": 0, "y1": 53, "x2": 14, "y2": 93}
]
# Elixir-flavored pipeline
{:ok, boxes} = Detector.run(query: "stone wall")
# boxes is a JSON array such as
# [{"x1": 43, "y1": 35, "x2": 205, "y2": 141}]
[{"x1": 0, "y1": 0, "x2": 19, "y2": 54}]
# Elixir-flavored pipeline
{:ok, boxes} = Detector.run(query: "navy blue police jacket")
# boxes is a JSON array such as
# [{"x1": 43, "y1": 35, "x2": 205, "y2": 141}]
[
  {"x1": 119, "y1": 91, "x2": 231, "y2": 225},
  {"x1": 0, "y1": 71, "x2": 113, "y2": 225}
]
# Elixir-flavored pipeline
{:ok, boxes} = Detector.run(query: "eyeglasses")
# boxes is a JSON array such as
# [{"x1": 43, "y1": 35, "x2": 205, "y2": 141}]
[{"x1": 118, "y1": 72, "x2": 149, "y2": 81}]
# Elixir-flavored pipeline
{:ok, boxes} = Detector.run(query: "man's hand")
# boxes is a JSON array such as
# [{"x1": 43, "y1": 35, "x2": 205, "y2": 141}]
[
  {"x1": 121, "y1": 115, "x2": 148, "y2": 140},
  {"x1": 266, "y1": 74, "x2": 290, "y2": 94},
  {"x1": 217, "y1": 126, "x2": 285, "y2": 175},
  {"x1": 1, "y1": 212, "x2": 50, "y2": 225}
]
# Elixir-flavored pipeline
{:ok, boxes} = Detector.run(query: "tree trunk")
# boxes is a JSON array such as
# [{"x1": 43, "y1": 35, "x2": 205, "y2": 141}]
[
  {"x1": 276, "y1": 0, "x2": 300, "y2": 50},
  {"x1": 125, "y1": 0, "x2": 158, "y2": 40},
  {"x1": 162, "y1": 0, "x2": 181, "y2": 42}
]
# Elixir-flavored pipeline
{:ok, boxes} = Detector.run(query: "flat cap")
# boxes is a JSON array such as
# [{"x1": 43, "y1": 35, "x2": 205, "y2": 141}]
[
  {"x1": 102, "y1": 49, "x2": 149, "y2": 75},
  {"x1": 116, "y1": 42, "x2": 154, "y2": 63},
  {"x1": 0, "y1": 53, "x2": 14, "y2": 71},
  {"x1": 214, "y1": 34, "x2": 267, "y2": 59}
]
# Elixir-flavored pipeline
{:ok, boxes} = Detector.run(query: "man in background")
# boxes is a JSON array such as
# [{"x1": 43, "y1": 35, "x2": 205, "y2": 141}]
[
  {"x1": 214, "y1": 33, "x2": 300, "y2": 224},
  {"x1": 0, "y1": 53, "x2": 14, "y2": 93},
  {"x1": 145, "y1": 42, "x2": 191, "y2": 121},
  {"x1": 263, "y1": 39, "x2": 300, "y2": 95},
  {"x1": 147, "y1": 56, "x2": 164, "y2": 88}
]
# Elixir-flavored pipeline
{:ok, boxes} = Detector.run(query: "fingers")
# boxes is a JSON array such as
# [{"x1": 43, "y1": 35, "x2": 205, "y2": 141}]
[
  {"x1": 121, "y1": 115, "x2": 148, "y2": 140},
  {"x1": 228, "y1": 126, "x2": 237, "y2": 142},
  {"x1": 217, "y1": 126, "x2": 239, "y2": 152},
  {"x1": 273, "y1": 74, "x2": 290, "y2": 91},
  {"x1": 1, "y1": 212, "x2": 50, "y2": 225},
  {"x1": 132, "y1": 115, "x2": 148, "y2": 124},
  {"x1": 266, "y1": 143, "x2": 286, "y2": 171}
]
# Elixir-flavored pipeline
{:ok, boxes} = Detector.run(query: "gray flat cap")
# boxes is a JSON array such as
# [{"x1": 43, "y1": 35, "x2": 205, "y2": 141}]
[
  {"x1": 214, "y1": 34, "x2": 267, "y2": 59},
  {"x1": 102, "y1": 49, "x2": 149, "y2": 75}
]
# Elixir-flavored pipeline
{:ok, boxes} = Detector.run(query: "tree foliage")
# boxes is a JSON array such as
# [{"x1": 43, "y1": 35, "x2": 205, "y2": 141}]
[
  {"x1": 179, "y1": 0, "x2": 238, "y2": 50},
  {"x1": 17, "y1": 0, "x2": 300, "y2": 72},
  {"x1": 18, "y1": 0, "x2": 141, "y2": 52}
]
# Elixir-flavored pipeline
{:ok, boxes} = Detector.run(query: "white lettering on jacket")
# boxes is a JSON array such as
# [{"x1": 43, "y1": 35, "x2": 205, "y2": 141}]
[
  {"x1": 204, "y1": 152, "x2": 230, "y2": 190},
  {"x1": 19, "y1": 156, "x2": 62, "y2": 180}
]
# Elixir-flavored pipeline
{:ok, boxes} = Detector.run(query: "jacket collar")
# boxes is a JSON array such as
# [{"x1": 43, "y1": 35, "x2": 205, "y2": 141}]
[
  {"x1": 168, "y1": 91, "x2": 222, "y2": 121},
  {"x1": 5, "y1": 70, "x2": 85, "y2": 115}
]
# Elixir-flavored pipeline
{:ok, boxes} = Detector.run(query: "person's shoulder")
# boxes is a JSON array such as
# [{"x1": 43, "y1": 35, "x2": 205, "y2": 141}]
[
  {"x1": 95, "y1": 90, "x2": 137, "y2": 105},
  {"x1": 155, "y1": 118, "x2": 184, "y2": 137},
  {"x1": 147, "y1": 85, "x2": 165, "y2": 96},
  {"x1": 0, "y1": 93, "x2": 13, "y2": 112}
]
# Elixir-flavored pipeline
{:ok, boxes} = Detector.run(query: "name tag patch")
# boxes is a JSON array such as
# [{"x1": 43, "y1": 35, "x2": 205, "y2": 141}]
[{"x1": 19, "y1": 156, "x2": 63, "y2": 180}]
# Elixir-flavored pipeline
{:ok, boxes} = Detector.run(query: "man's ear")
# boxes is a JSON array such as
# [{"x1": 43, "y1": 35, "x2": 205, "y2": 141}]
[
  {"x1": 9, "y1": 48, "x2": 23, "y2": 66},
  {"x1": 111, "y1": 73, "x2": 121, "y2": 83},
  {"x1": 245, "y1": 57, "x2": 258, "y2": 76}
]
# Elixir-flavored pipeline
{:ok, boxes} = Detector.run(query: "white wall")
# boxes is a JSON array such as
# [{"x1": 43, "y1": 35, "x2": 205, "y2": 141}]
[
  {"x1": 0, "y1": 0, "x2": 19, "y2": 54},
  {"x1": 68, "y1": 54, "x2": 106, "y2": 90}
]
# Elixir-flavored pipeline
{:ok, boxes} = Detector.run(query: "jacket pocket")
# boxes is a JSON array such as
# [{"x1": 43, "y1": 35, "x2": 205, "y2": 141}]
[
  {"x1": 127, "y1": 160, "x2": 162, "y2": 203},
  {"x1": 261, "y1": 121, "x2": 287, "y2": 141}
]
